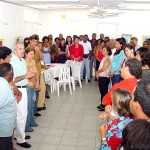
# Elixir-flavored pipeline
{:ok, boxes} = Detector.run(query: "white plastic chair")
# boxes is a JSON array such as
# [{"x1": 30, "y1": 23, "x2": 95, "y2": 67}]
[
  {"x1": 70, "y1": 61, "x2": 82, "y2": 90},
  {"x1": 44, "y1": 70, "x2": 56, "y2": 93},
  {"x1": 56, "y1": 67, "x2": 72, "y2": 96},
  {"x1": 65, "y1": 60, "x2": 71, "y2": 67}
]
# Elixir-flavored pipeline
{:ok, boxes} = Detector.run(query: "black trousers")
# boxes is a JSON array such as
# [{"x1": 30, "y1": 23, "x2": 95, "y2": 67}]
[
  {"x1": 0, "y1": 136, "x2": 13, "y2": 150},
  {"x1": 98, "y1": 77, "x2": 110, "y2": 108}
]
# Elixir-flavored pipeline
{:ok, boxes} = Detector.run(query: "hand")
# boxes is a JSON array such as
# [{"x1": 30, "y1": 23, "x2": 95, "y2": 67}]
[
  {"x1": 105, "y1": 105, "x2": 112, "y2": 113},
  {"x1": 14, "y1": 90, "x2": 22, "y2": 103},
  {"x1": 99, "y1": 124, "x2": 108, "y2": 138},
  {"x1": 108, "y1": 72, "x2": 114, "y2": 77},
  {"x1": 25, "y1": 72, "x2": 35, "y2": 79},
  {"x1": 98, "y1": 112, "x2": 109, "y2": 120},
  {"x1": 96, "y1": 71, "x2": 99, "y2": 79},
  {"x1": 34, "y1": 83, "x2": 40, "y2": 91}
]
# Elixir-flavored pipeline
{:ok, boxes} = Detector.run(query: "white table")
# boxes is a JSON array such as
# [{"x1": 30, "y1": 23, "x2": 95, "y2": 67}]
[{"x1": 45, "y1": 63, "x2": 68, "y2": 79}]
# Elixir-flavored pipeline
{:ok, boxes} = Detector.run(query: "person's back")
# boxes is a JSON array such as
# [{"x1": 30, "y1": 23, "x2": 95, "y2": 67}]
[
  {"x1": 0, "y1": 63, "x2": 16, "y2": 150},
  {"x1": 103, "y1": 58, "x2": 142, "y2": 109},
  {"x1": 0, "y1": 77, "x2": 16, "y2": 137}
]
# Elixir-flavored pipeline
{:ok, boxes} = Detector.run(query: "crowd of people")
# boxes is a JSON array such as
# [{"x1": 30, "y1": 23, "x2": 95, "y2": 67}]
[{"x1": 0, "y1": 32, "x2": 150, "y2": 150}]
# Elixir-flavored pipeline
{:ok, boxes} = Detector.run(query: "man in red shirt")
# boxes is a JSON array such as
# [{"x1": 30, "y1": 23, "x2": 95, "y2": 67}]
[{"x1": 100, "y1": 58, "x2": 142, "y2": 112}]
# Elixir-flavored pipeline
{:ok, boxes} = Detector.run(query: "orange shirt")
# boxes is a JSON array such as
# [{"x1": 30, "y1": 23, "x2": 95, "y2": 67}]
[{"x1": 103, "y1": 78, "x2": 138, "y2": 105}]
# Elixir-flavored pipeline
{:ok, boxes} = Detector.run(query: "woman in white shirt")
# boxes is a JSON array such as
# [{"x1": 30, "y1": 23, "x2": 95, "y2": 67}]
[{"x1": 96, "y1": 46, "x2": 112, "y2": 111}]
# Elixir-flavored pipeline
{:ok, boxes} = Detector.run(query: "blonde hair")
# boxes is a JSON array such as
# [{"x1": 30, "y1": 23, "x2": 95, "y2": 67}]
[{"x1": 111, "y1": 88, "x2": 132, "y2": 116}]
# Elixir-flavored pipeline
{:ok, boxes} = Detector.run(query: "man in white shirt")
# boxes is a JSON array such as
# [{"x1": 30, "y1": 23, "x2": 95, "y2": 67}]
[
  {"x1": 10, "y1": 42, "x2": 34, "y2": 148},
  {"x1": 80, "y1": 35, "x2": 92, "y2": 82}
]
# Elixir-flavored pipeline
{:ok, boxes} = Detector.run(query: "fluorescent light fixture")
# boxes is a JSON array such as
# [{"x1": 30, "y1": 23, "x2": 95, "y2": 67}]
[
  {"x1": 47, "y1": 4, "x2": 71, "y2": 8},
  {"x1": 26, "y1": 0, "x2": 79, "y2": 2},
  {"x1": 125, "y1": 0, "x2": 150, "y2": 2}
]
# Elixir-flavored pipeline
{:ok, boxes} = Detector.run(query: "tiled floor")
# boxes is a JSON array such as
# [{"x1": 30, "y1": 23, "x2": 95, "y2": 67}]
[{"x1": 14, "y1": 79, "x2": 106, "y2": 150}]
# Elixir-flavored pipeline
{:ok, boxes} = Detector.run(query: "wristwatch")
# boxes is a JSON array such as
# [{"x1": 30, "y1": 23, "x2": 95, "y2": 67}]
[{"x1": 101, "y1": 138, "x2": 106, "y2": 142}]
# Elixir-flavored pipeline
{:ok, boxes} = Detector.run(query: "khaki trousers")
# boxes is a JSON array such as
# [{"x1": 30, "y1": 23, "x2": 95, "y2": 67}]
[{"x1": 38, "y1": 73, "x2": 46, "y2": 108}]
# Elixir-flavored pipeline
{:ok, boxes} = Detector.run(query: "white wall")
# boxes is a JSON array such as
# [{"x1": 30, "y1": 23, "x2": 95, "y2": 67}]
[
  {"x1": 0, "y1": 1, "x2": 150, "y2": 48},
  {"x1": 0, "y1": 1, "x2": 41, "y2": 48}
]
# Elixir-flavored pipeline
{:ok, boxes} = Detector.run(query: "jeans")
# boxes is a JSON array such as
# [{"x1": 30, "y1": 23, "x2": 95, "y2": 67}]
[
  {"x1": 98, "y1": 77, "x2": 110, "y2": 108},
  {"x1": 34, "y1": 91, "x2": 39, "y2": 114},
  {"x1": 89, "y1": 56, "x2": 95, "y2": 77},
  {"x1": 81, "y1": 58, "x2": 90, "y2": 80},
  {"x1": 111, "y1": 74, "x2": 122, "y2": 86},
  {"x1": 26, "y1": 87, "x2": 37, "y2": 131}
]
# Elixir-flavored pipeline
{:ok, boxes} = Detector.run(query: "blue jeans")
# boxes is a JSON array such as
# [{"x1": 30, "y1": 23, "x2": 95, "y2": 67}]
[
  {"x1": 34, "y1": 91, "x2": 39, "y2": 114},
  {"x1": 26, "y1": 87, "x2": 37, "y2": 131},
  {"x1": 111, "y1": 74, "x2": 122, "y2": 86},
  {"x1": 81, "y1": 58, "x2": 90, "y2": 80}
]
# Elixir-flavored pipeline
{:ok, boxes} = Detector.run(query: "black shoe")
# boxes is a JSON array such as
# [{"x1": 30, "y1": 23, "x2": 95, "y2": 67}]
[
  {"x1": 83, "y1": 77, "x2": 85, "y2": 79},
  {"x1": 97, "y1": 105, "x2": 101, "y2": 109},
  {"x1": 45, "y1": 95, "x2": 50, "y2": 99},
  {"x1": 25, "y1": 135, "x2": 31, "y2": 140},
  {"x1": 17, "y1": 142, "x2": 31, "y2": 148},
  {"x1": 81, "y1": 80, "x2": 83, "y2": 82},
  {"x1": 34, "y1": 113, "x2": 41, "y2": 117},
  {"x1": 98, "y1": 107, "x2": 105, "y2": 111},
  {"x1": 88, "y1": 80, "x2": 91, "y2": 82},
  {"x1": 37, "y1": 106, "x2": 46, "y2": 111}
]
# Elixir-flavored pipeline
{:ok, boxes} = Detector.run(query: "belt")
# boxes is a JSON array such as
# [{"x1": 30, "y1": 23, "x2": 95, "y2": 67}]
[{"x1": 17, "y1": 86, "x2": 27, "y2": 88}]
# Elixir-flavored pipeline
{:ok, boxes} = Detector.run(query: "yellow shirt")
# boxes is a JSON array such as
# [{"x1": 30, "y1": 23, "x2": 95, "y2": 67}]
[{"x1": 25, "y1": 59, "x2": 37, "y2": 87}]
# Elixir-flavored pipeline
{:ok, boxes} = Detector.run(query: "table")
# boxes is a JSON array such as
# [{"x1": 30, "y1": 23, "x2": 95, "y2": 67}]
[{"x1": 45, "y1": 63, "x2": 68, "y2": 79}]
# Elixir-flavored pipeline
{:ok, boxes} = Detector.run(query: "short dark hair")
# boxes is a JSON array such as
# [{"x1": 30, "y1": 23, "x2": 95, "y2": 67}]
[
  {"x1": 122, "y1": 119, "x2": 150, "y2": 150},
  {"x1": 42, "y1": 36, "x2": 49, "y2": 43},
  {"x1": 125, "y1": 58, "x2": 142, "y2": 78},
  {"x1": 0, "y1": 63, "x2": 13, "y2": 77},
  {"x1": 29, "y1": 34, "x2": 39, "y2": 41},
  {"x1": 54, "y1": 37, "x2": 60, "y2": 42},
  {"x1": 0, "y1": 47, "x2": 12, "y2": 60},
  {"x1": 100, "y1": 40, "x2": 106, "y2": 45},
  {"x1": 102, "y1": 46, "x2": 112, "y2": 56},
  {"x1": 134, "y1": 79, "x2": 150, "y2": 117},
  {"x1": 136, "y1": 47, "x2": 150, "y2": 68},
  {"x1": 111, "y1": 88, "x2": 132, "y2": 116}
]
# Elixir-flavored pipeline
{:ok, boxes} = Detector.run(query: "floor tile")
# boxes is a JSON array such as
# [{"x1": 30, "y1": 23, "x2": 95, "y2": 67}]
[
  {"x1": 38, "y1": 144, "x2": 58, "y2": 150},
  {"x1": 57, "y1": 145, "x2": 76, "y2": 150},
  {"x1": 42, "y1": 135, "x2": 61, "y2": 145},
  {"x1": 62, "y1": 129, "x2": 80, "y2": 138},
  {"x1": 77, "y1": 138, "x2": 96, "y2": 148},
  {"x1": 60, "y1": 137, "x2": 78, "y2": 146}
]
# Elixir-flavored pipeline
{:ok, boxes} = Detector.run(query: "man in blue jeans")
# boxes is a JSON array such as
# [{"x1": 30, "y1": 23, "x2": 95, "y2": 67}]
[{"x1": 80, "y1": 35, "x2": 92, "y2": 82}]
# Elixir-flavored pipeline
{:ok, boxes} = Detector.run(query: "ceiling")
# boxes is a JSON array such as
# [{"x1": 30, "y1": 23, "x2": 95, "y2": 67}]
[{"x1": 2, "y1": 0, "x2": 150, "y2": 17}]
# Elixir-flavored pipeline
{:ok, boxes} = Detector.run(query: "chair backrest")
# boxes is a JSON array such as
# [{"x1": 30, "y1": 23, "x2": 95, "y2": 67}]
[
  {"x1": 70, "y1": 62, "x2": 82, "y2": 78},
  {"x1": 58, "y1": 67, "x2": 71, "y2": 81},
  {"x1": 65, "y1": 60, "x2": 71, "y2": 67},
  {"x1": 44, "y1": 70, "x2": 51, "y2": 82}
]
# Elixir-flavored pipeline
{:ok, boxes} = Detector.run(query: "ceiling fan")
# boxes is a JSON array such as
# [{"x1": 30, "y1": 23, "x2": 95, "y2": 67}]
[{"x1": 88, "y1": 0, "x2": 125, "y2": 18}]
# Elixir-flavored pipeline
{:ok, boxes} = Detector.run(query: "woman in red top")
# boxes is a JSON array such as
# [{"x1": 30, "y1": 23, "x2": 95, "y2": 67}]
[
  {"x1": 69, "y1": 36, "x2": 84, "y2": 62},
  {"x1": 94, "y1": 39, "x2": 106, "y2": 80}
]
